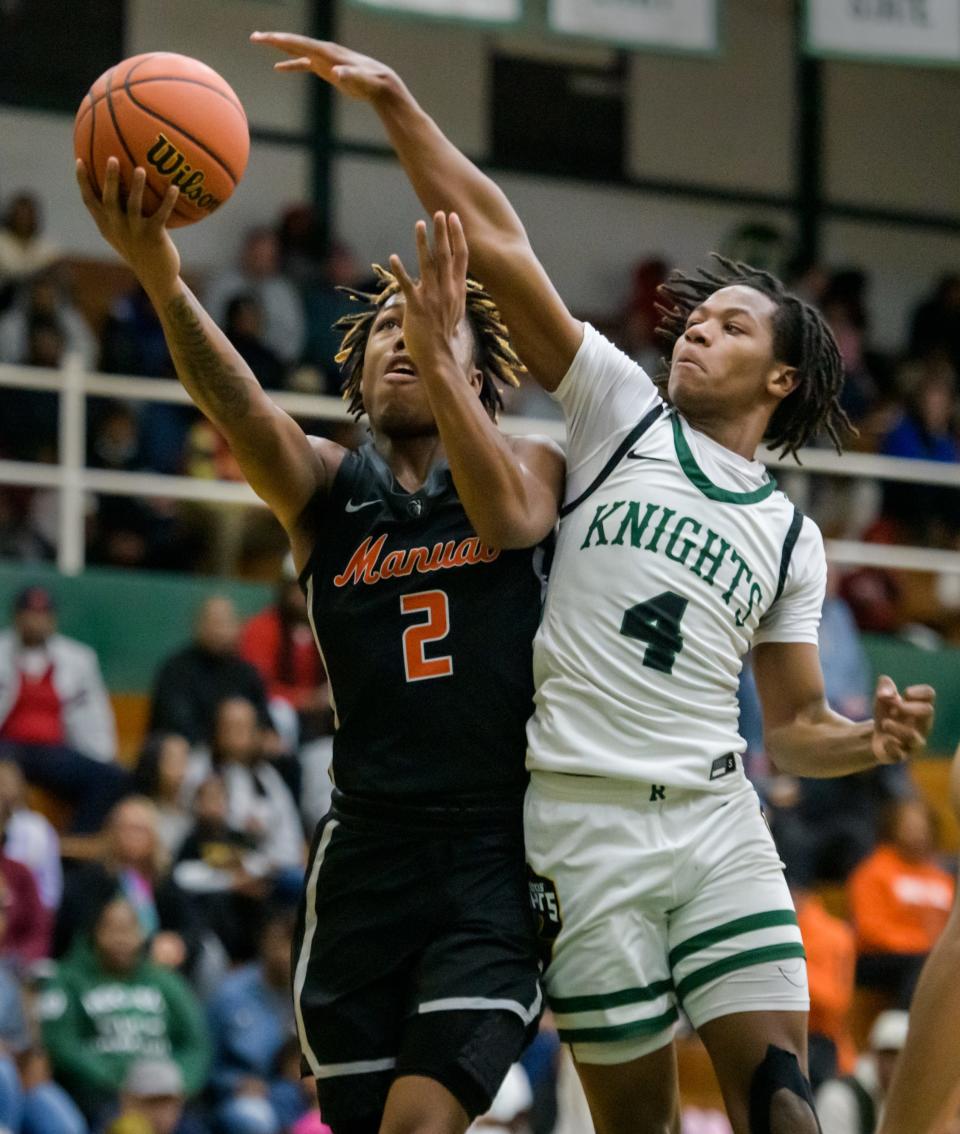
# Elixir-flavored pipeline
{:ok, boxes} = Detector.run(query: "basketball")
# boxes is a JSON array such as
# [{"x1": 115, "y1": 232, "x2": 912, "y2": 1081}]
[{"x1": 73, "y1": 52, "x2": 249, "y2": 228}]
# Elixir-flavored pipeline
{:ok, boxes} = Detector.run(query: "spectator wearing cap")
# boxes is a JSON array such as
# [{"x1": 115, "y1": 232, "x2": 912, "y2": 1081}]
[
  {"x1": 102, "y1": 1056, "x2": 207, "y2": 1134},
  {"x1": 815, "y1": 1010, "x2": 908, "y2": 1134},
  {"x1": 0, "y1": 587, "x2": 131, "y2": 833}
]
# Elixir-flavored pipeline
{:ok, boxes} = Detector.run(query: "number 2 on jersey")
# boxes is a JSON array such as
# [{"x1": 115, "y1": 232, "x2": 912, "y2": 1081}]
[
  {"x1": 401, "y1": 589, "x2": 453, "y2": 682},
  {"x1": 620, "y1": 590, "x2": 688, "y2": 674}
]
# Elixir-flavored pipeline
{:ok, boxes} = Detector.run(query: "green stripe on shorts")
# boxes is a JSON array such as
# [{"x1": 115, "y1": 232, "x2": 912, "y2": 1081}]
[
  {"x1": 557, "y1": 1005, "x2": 680, "y2": 1044},
  {"x1": 669, "y1": 909, "x2": 799, "y2": 968},
  {"x1": 549, "y1": 978, "x2": 674, "y2": 1014},
  {"x1": 674, "y1": 942, "x2": 807, "y2": 1002}
]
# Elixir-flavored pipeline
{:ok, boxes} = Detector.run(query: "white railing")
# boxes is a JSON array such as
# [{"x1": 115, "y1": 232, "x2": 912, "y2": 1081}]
[{"x1": 2, "y1": 357, "x2": 959, "y2": 576}]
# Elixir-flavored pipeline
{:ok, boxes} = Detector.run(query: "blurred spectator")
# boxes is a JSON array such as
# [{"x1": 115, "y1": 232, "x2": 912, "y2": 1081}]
[
  {"x1": 149, "y1": 597, "x2": 273, "y2": 748},
  {"x1": 54, "y1": 798, "x2": 194, "y2": 972},
  {"x1": 879, "y1": 361, "x2": 960, "y2": 539},
  {"x1": 909, "y1": 273, "x2": 960, "y2": 373},
  {"x1": 239, "y1": 577, "x2": 329, "y2": 751},
  {"x1": 848, "y1": 799, "x2": 954, "y2": 1008},
  {"x1": 277, "y1": 204, "x2": 325, "y2": 288},
  {"x1": 301, "y1": 240, "x2": 370, "y2": 393},
  {"x1": 103, "y1": 1057, "x2": 202, "y2": 1134},
  {"x1": 0, "y1": 311, "x2": 63, "y2": 463},
  {"x1": 747, "y1": 572, "x2": 908, "y2": 882},
  {"x1": 206, "y1": 911, "x2": 308, "y2": 1134},
  {"x1": 788, "y1": 864, "x2": 856, "y2": 1088},
  {"x1": 0, "y1": 268, "x2": 97, "y2": 372},
  {"x1": 87, "y1": 401, "x2": 178, "y2": 570},
  {"x1": 821, "y1": 269, "x2": 886, "y2": 426},
  {"x1": 815, "y1": 1010, "x2": 908, "y2": 1134},
  {"x1": 619, "y1": 256, "x2": 670, "y2": 377},
  {"x1": 0, "y1": 194, "x2": 60, "y2": 313},
  {"x1": 0, "y1": 906, "x2": 85, "y2": 1133},
  {"x1": 224, "y1": 295, "x2": 288, "y2": 392},
  {"x1": 98, "y1": 284, "x2": 190, "y2": 478},
  {"x1": 39, "y1": 895, "x2": 210, "y2": 1125},
  {"x1": 0, "y1": 798, "x2": 50, "y2": 966},
  {"x1": 205, "y1": 229, "x2": 304, "y2": 367},
  {"x1": 172, "y1": 774, "x2": 268, "y2": 964},
  {"x1": 100, "y1": 285, "x2": 171, "y2": 380},
  {"x1": 132, "y1": 735, "x2": 193, "y2": 860},
  {"x1": 0, "y1": 586, "x2": 131, "y2": 834},
  {"x1": 0, "y1": 490, "x2": 51, "y2": 562},
  {"x1": 0, "y1": 759, "x2": 61, "y2": 912},
  {"x1": 186, "y1": 699, "x2": 303, "y2": 884}
]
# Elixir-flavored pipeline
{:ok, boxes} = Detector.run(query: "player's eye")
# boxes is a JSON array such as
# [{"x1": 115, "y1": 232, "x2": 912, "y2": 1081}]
[
  {"x1": 377, "y1": 317, "x2": 400, "y2": 332},
  {"x1": 725, "y1": 323, "x2": 744, "y2": 335}
]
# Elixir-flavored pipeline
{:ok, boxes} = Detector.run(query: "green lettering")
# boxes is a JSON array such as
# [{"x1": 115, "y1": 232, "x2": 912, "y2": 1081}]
[
  {"x1": 644, "y1": 508, "x2": 677, "y2": 554},
  {"x1": 735, "y1": 581, "x2": 764, "y2": 627},
  {"x1": 721, "y1": 550, "x2": 753, "y2": 605},
  {"x1": 691, "y1": 530, "x2": 730, "y2": 585},
  {"x1": 664, "y1": 515, "x2": 703, "y2": 567},
  {"x1": 580, "y1": 501, "x2": 626, "y2": 549},
  {"x1": 611, "y1": 501, "x2": 659, "y2": 548}
]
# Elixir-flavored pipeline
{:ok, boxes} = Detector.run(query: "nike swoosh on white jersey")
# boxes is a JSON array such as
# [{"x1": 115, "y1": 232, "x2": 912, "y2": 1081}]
[{"x1": 345, "y1": 499, "x2": 379, "y2": 513}]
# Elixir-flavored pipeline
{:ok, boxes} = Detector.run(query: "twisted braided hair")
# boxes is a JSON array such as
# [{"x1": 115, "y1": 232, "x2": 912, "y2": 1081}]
[
  {"x1": 654, "y1": 254, "x2": 853, "y2": 460},
  {"x1": 333, "y1": 264, "x2": 524, "y2": 421}
]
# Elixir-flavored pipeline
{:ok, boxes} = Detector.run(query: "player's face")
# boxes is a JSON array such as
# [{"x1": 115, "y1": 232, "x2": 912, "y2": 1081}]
[
  {"x1": 667, "y1": 285, "x2": 796, "y2": 419},
  {"x1": 360, "y1": 296, "x2": 480, "y2": 438}
]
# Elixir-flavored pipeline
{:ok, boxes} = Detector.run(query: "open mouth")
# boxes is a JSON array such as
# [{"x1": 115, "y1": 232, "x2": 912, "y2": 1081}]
[{"x1": 385, "y1": 360, "x2": 418, "y2": 380}]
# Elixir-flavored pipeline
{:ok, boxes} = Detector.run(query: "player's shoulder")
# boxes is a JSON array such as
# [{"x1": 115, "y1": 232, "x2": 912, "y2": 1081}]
[{"x1": 306, "y1": 435, "x2": 350, "y2": 494}]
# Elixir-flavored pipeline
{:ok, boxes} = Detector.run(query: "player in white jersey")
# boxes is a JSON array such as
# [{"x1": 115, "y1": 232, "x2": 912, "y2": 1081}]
[{"x1": 253, "y1": 33, "x2": 938, "y2": 1134}]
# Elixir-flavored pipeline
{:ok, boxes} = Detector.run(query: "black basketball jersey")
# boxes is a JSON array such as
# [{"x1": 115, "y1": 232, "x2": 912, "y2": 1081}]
[{"x1": 298, "y1": 441, "x2": 548, "y2": 805}]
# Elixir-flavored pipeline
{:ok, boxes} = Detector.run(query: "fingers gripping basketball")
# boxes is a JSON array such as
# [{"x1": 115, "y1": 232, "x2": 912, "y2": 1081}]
[{"x1": 73, "y1": 52, "x2": 249, "y2": 227}]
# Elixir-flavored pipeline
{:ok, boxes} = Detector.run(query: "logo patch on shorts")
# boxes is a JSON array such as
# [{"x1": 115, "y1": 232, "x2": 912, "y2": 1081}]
[
  {"x1": 709, "y1": 753, "x2": 737, "y2": 781},
  {"x1": 527, "y1": 867, "x2": 562, "y2": 966}
]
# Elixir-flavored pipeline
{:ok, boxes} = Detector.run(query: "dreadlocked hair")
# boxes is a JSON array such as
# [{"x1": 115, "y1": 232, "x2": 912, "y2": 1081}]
[
  {"x1": 333, "y1": 264, "x2": 524, "y2": 421},
  {"x1": 654, "y1": 253, "x2": 854, "y2": 461}
]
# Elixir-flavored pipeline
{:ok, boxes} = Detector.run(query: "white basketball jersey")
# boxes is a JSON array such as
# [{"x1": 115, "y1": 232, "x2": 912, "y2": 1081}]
[{"x1": 527, "y1": 324, "x2": 827, "y2": 790}]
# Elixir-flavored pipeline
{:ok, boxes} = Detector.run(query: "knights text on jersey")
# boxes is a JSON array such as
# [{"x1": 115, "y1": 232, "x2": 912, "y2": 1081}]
[
  {"x1": 526, "y1": 324, "x2": 827, "y2": 789},
  {"x1": 299, "y1": 442, "x2": 547, "y2": 804}
]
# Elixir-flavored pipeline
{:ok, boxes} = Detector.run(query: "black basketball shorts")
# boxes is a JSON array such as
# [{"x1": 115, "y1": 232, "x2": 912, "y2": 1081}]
[{"x1": 292, "y1": 796, "x2": 543, "y2": 1126}]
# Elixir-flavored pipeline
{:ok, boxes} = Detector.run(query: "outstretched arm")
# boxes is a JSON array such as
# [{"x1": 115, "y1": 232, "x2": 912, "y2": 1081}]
[
  {"x1": 251, "y1": 33, "x2": 583, "y2": 389},
  {"x1": 390, "y1": 212, "x2": 563, "y2": 548},
  {"x1": 753, "y1": 641, "x2": 935, "y2": 777},
  {"x1": 878, "y1": 745, "x2": 960, "y2": 1134},
  {"x1": 75, "y1": 158, "x2": 340, "y2": 567}
]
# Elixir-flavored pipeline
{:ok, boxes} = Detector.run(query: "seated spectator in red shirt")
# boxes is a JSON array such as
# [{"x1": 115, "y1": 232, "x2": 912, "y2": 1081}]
[
  {"x1": 848, "y1": 799, "x2": 955, "y2": 1007},
  {"x1": 0, "y1": 586, "x2": 131, "y2": 833},
  {"x1": 239, "y1": 576, "x2": 330, "y2": 750}
]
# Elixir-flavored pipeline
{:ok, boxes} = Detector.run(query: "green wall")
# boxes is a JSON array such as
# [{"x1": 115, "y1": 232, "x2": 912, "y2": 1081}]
[
  {"x1": 0, "y1": 564, "x2": 957, "y2": 753},
  {"x1": 0, "y1": 563, "x2": 272, "y2": 692}
]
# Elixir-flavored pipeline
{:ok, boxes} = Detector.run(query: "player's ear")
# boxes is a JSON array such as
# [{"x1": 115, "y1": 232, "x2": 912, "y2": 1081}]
[
  {"x1": 769, "y1": 365, "x2": 798, "y2": 402},
  {"x1": 469, "y1": 366, "x2": 483, "y2": 396}
]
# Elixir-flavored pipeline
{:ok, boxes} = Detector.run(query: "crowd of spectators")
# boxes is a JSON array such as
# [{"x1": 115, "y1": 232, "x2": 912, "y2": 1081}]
[
  {"x1": 1, "y1": 186, "x2": 959, "y2": 1131},
  {"x1": 0, "y1": 580, "x2": 338, "y2": 1133},
  {"x1": 0, "y1": 186, "x2": 958, "y2": 624}
]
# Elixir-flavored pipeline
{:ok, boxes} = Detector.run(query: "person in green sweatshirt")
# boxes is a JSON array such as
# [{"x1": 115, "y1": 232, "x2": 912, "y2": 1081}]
[{"x1": 37, "y1": 893, "x2": 210, "y2": 1124}]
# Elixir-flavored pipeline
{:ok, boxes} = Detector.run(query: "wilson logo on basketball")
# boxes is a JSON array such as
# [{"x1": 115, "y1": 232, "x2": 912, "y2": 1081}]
[
  {"x1": 146, "y1": 133, "x2": 222, "y2": 213},
  {"x1": 334, "y1": 534, "x2": 500, "y2": 588}
]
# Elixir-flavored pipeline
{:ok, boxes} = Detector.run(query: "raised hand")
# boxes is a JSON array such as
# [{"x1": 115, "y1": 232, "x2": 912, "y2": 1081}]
[
  {"x1": 871, "y1": 674, "x2": 936, "y2": 764},
  {"x1": 388, "y1": 212, "x2": 472, "y2": 376},
  {"x1": 75, "y1": 156, "x2": 181, "y2": 293},
  {"x1": 249, "y1": 33, "x2": 401, "y2": 103}
]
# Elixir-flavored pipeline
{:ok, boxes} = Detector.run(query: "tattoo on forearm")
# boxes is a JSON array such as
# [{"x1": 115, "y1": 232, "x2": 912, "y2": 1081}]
[{"x1": 165, "y1": 294, "x2": 251, "y2": 420}]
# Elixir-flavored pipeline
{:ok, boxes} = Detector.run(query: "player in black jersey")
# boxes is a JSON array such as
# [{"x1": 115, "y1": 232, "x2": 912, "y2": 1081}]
[{"x1": 76, "y1": 158, "x2": 564, "y2": 1134}]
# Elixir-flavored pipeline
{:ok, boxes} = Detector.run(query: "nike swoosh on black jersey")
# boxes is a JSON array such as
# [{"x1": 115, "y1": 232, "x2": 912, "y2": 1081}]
[{"x1": 345, "y1": 499, "x2": 379, "y2": 513}]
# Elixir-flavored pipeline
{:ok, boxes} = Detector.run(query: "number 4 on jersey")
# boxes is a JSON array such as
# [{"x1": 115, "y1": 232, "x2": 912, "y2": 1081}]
[{"x1": 620, "y1": 590, "x2": 688, "y2": 674}]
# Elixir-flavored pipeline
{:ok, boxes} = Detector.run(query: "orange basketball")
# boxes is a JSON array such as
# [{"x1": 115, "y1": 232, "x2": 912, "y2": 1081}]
[{"x1": 74, "y1": 52, "x2": 249, "y2": 228}]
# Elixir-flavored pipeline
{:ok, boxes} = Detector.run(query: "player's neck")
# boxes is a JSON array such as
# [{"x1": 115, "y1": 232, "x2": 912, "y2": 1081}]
[
  {"x1": 374, "y1": 431, "x2": 446, "y2": 492},
  {"x1": 682, "y1": 406, "x2": 768, "y2": 462}
]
